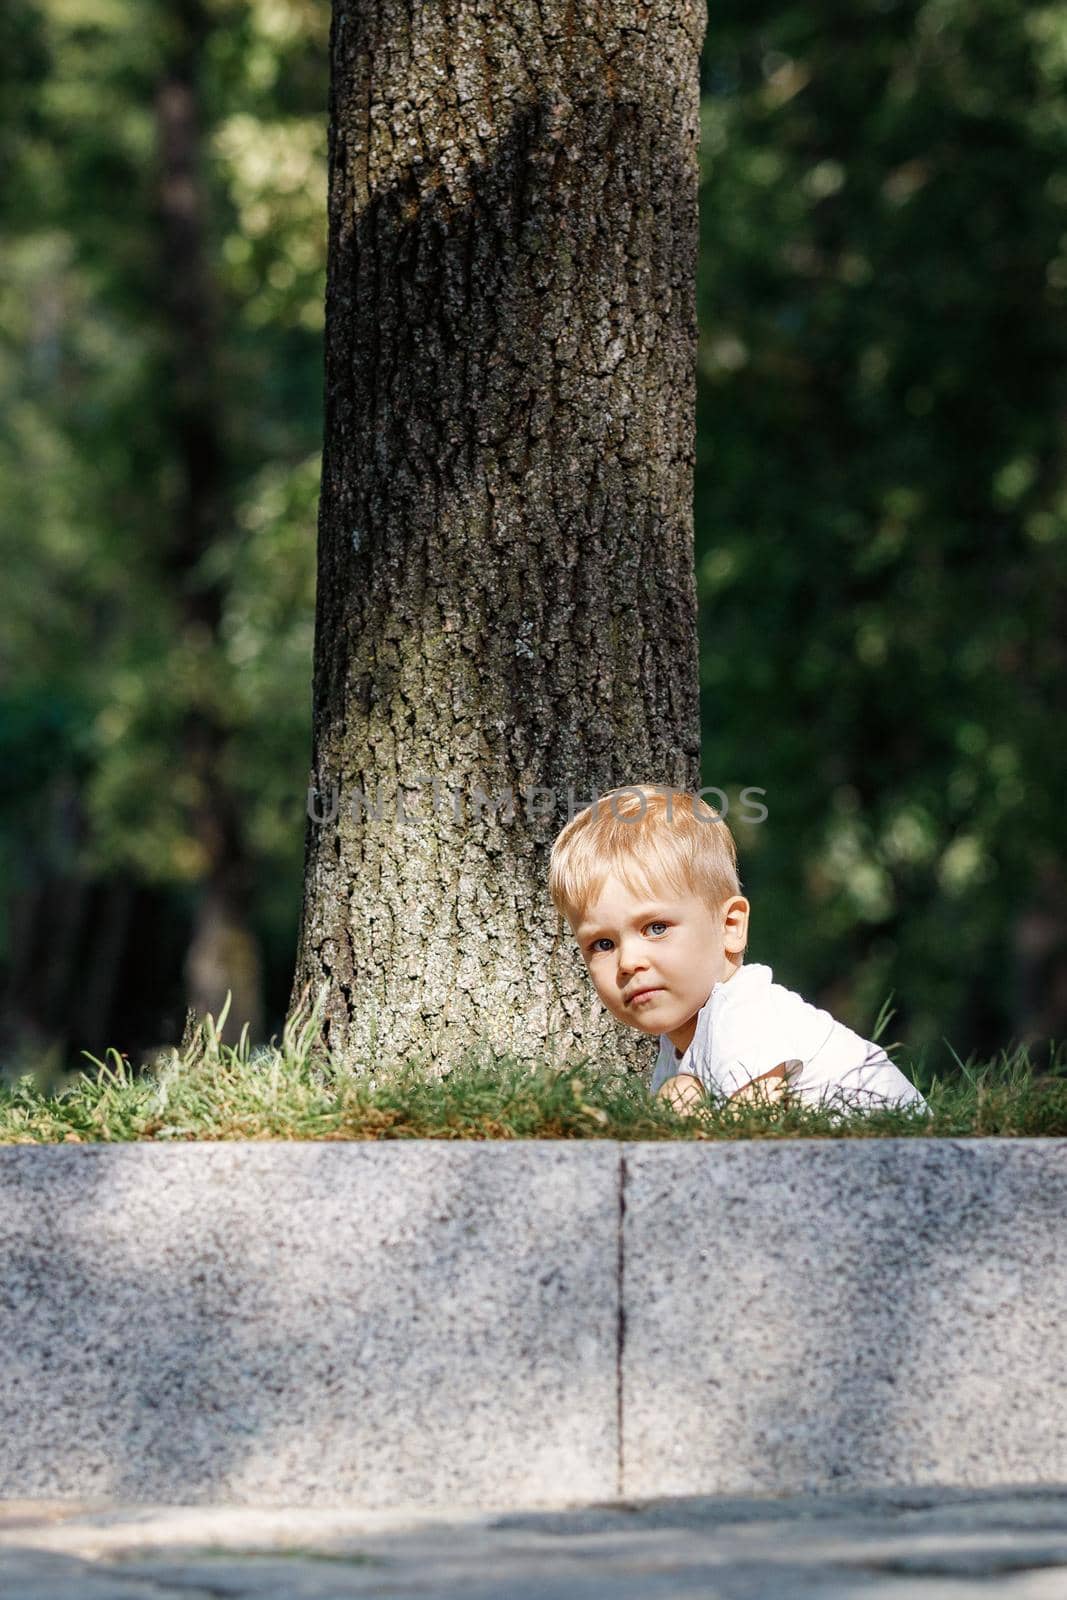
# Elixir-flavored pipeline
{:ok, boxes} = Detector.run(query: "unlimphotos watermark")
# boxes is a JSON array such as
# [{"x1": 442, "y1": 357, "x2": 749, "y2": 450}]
[{"x1": 306, "y1": 779, "x2": 769, "y2": 828}]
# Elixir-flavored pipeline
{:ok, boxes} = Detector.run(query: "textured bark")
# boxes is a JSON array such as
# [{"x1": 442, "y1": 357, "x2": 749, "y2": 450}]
[
  {"x1": 291, "y1": 0, "x2": 707, "y2": 1071},
  {"x1": 155, "y1": 4, "x2": 264, "y2": 1045}
]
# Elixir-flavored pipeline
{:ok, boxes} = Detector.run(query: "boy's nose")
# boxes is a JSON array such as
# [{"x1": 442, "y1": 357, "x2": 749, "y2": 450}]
[{"x1": 617, "y1": 943, "x2": 649, "y2": 973}]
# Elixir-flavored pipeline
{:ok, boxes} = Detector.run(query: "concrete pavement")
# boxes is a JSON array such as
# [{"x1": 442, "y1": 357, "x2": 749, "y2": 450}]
[{"x1": 3, "y1": 1485, "x2": 1067, "y2": 1597}]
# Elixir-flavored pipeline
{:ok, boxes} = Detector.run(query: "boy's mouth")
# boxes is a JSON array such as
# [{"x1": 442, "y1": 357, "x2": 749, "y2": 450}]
[{"x1": 626, "y1": 986, "x2": 663, "y2": 1005}]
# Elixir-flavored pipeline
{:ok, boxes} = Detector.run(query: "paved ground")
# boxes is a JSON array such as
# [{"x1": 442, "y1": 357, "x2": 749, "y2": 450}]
[{"x1": 3, "y1": 1486, "x2": 1067, "y2": 1597}]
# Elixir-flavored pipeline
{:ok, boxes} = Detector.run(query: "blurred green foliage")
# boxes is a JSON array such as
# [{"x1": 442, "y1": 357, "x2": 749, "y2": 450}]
[
  {"x1": 1, "y1": 0, "x2": 327, "y2": 1056},
  {"x1": 1, "y1": 0, "x2": 1064, "y2": 1064},
  {"x1": 695, "y1": 0, "x2": 1067, "y2": 1057}
]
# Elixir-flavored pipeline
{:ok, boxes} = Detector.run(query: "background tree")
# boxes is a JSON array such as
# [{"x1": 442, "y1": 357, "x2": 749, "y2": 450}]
[
  {"x1": 0, "y1": 0, "x2": 327, "y2": 1066},
  {"x1": 289, "y1": 0, "x2": 708, "y2": 1070}
]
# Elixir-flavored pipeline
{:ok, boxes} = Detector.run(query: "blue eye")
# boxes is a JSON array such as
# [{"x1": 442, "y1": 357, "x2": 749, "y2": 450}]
[{"x1": 589, "y1": 921, "x2": 669, "y2": 954}]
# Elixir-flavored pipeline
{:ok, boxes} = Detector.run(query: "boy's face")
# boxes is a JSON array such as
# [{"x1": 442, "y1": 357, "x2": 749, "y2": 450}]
[{"x1": 568, "y1": 871, "x2": 750, "y2": 1055}]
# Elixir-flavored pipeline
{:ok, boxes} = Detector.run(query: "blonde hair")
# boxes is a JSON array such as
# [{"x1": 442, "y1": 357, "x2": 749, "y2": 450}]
[{"x1": 548, "y1": 785, "x2": 741, "y2": 927}]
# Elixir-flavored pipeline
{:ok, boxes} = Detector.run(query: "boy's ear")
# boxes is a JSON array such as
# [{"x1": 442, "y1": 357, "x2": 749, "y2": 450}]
[{"x1": 722, "y1": 895, "x2": 750, "y2": 955}]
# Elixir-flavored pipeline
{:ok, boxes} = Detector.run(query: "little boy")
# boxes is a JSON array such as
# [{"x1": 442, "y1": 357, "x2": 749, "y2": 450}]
[{"x1": 548, "y1": 784, "x2": 928, "y2": 1116}]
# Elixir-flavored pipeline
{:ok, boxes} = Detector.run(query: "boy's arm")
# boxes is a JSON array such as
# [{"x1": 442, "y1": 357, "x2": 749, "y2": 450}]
[
  {"x1": 728, "y1": 1060, "x2": 801, "y2": 1105},
  {"x1": 656, "y1": 1060, "x2": 801, "y2": 1114}
]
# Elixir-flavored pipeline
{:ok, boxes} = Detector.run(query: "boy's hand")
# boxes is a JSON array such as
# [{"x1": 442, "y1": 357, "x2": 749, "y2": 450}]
[{"x1": 656, "y1": 1073, "x2": 706, "y2": 1115}]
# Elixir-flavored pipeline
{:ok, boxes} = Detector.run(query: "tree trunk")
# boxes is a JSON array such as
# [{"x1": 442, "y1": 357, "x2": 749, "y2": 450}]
[
  {"x1": 291, "y1": 0, "x2": 707, "y2": 1072},
  {"x1": 155, "y1": 0, "x2": 264, "y2": 1047}
]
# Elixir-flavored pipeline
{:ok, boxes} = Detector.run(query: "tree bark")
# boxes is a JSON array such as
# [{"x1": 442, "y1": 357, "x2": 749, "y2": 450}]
[{"x1": 291, "y1": 0, "x2": 707, "y2": 1071}]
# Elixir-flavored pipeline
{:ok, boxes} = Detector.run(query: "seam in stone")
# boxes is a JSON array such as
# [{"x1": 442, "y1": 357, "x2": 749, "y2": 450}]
[{"x1": 616, "y1": 1146, "x2": 627, "y2": 1499}]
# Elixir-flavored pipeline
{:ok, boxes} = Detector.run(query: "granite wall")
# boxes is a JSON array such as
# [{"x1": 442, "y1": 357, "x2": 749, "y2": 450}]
[{"x1": 0, "y1": 1140, "x2": 1063, "y2": 1508}]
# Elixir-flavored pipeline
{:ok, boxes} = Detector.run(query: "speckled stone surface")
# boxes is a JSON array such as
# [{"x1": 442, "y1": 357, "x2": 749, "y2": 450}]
[
  {"x1": 0, "y1": 1144, "x2": 619, "y2": 1508},
  {"x1": 621, "y1": 1139, "x2": 1067, "y2": 1500},
  {"x1": 4, "y1": 1139, "x2": 1067, "y2": 1513}
]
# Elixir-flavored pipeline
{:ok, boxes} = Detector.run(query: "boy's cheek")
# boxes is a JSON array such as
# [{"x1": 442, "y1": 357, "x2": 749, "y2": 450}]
[{"x1": 591, "y1": 976, "x2": 622, "y2": 1013}]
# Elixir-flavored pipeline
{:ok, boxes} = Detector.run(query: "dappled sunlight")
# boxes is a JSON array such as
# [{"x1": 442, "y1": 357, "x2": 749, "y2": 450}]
[{"x1": 0, "y1": 1141, "x2": 619, "y2": 1507}]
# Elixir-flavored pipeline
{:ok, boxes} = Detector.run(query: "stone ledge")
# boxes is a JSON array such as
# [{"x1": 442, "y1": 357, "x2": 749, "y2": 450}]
[
  {"x1": 621, "y1": 1139, "x2": 1067, "y2": 1499},
  {"x1": 0, "y1": 1144, "x2": 619, "y2": 1508},
  {"x1": 0, "y1": 1140, "x2": 1063, "y2": 1509}
]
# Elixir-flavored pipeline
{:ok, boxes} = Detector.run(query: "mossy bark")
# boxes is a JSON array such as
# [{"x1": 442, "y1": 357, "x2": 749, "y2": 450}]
[{"x1": 291, "y1": 0, "x2": 707, "y2": 1072}]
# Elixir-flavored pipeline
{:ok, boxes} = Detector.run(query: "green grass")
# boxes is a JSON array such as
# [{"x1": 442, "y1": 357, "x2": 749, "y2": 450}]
[{"x1": 1, "y1": 987, "x2": 1066, "y2": 1143}]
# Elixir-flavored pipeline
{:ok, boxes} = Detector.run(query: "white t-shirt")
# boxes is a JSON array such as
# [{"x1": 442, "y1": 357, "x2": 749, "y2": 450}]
[{"x1": 650, "y1": 963, "x2": 927, "y2": 1114}]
